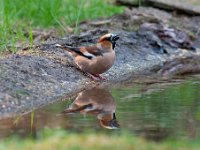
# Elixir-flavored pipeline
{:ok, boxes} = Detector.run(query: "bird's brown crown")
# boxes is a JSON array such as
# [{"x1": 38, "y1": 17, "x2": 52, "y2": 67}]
[
  {"x1": 98, "y1": 33, "x2": 120, "y2": 50},
  {"x1": 98, "y1": 33, "x2": 113, "y2": 43}
]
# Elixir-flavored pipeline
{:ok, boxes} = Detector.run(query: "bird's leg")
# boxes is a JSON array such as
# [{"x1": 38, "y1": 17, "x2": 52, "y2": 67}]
[
  {"x1": 84, "y1": 72, "x2": 100, "y2": 81},
  {"x1": 94, "y1": 74, "x2": 107, "y2": 80}
]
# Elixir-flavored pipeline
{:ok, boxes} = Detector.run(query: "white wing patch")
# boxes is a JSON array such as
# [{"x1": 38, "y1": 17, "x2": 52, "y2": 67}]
[
  {"x1": 83, "y1": 52, "x2": 96, "y2": 58},
  {"x1": 55, "y1": 44, "x2": 62, "y2": 47}
]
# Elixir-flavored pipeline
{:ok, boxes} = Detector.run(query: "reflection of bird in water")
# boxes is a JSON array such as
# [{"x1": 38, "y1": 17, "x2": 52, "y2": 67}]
[{"x1": 63, "y1": 87, "x2": 120, "y2": 129}]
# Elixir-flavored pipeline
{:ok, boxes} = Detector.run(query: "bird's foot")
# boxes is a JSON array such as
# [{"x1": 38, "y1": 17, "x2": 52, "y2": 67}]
[
  {"x1": 84, "y1": 73, "x2": 101, "y2": 81},
  {"x1": 84, "y1": 73, "x2": 106, "y2": 81},
  {"x1": 94, "y1": 74, "x2": 107, "y2": 81}
]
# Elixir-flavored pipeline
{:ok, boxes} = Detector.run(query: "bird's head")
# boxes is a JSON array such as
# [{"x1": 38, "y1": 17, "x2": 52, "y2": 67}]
[
  {"x1": 98, "y1": 112, "x2": 120, "y2": 129},
  {"x1": 98, "y1": 33, "x2": 120, "y2": 50}
]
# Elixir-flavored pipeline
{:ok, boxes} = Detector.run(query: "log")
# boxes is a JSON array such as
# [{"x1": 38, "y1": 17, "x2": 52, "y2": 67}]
[
  {"x1": 116, "y1": 0, "x2": 200, "y2": 16},
  {"x1": 115, "y1": 0, "x2": 144, "y2": 7},
  {"x1": 147, "y1": 0, "x2": 200, "y2": 16}
]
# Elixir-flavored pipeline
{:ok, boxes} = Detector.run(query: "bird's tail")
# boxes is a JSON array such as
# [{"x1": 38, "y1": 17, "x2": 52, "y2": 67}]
[
  {"x1": 55, "y1": 44, "x2": 73, "y2": 52},
  {"x1": 55, "y1": 44, "x2": 82, "y2": 56}
]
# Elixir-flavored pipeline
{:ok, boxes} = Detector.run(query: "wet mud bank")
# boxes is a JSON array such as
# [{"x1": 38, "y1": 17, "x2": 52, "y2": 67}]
[{"x1": 0, "y1": 7, "x2": 200, "y2": 119}]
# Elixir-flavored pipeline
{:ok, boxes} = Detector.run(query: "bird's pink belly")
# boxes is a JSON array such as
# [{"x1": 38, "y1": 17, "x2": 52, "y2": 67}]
[
  {"x1": 75, "y1": 52, "x2": 115, "y2": 75},
  {"x1": 89, "y1": 62, "x2": 112, "y2": 74}
]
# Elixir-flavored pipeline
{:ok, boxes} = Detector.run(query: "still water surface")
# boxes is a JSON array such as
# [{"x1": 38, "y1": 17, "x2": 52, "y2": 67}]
[{"x1": 0, "y1": 77, "x2": 200, "y2": 141}]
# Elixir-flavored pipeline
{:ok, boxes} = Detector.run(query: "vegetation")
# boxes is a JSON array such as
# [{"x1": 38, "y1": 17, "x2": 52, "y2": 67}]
[
  {"x1": 0, "y1": 128, "x2": 200, "y2": 150},
  {"x1": 0, "y1": 0, "x2": 124, "y2": 53}
]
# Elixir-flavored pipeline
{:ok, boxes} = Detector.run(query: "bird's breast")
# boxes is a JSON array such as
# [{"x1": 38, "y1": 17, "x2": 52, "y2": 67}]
[
  {"x1": 75, "y1": 51, "x2": 115, "y2": 74},
  {"x1": 91, "y1": 51, "x2": 116, "y2": 74}
]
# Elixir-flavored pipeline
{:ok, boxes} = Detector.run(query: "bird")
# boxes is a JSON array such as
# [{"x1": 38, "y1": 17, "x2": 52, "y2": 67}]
[
  {"x1": 62, "y1": 87, "x2": 120, "y2": 129},
  {"x1": 55, "y1": 33, "x2": 120, "y2": 80}
]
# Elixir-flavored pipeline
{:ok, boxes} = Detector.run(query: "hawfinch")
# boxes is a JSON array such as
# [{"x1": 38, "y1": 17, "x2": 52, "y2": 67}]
[
  {"x1": 63, "y1": 87, "x2": 120, "y2": 129},
  {"x1": 55, "y1": 33, "x2": 120, "y2": 80}
]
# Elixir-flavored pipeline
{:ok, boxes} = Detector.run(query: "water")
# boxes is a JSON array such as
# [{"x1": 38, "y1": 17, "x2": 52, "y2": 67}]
[{"x1": 0, "y1": 76, "x2": 200, "y2": 141}]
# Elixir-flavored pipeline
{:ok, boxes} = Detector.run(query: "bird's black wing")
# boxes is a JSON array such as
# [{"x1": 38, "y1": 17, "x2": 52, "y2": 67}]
[
  {"x1": 84, "y1": 46, "x2": 103, "y2": 56},
  {"x1": 56, "y1": 44, "x2": 103, "y2": 59}
]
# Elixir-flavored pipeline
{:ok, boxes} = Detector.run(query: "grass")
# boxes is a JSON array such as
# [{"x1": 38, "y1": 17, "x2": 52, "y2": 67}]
[
  {"x1": 0, "y1": 0, "x2": 124, "y2": 53},
  {"x1": 0, "y1": 128, "x2": 200, "y2": 150}
]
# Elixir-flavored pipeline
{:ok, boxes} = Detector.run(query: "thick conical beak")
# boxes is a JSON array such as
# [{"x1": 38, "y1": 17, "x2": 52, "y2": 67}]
[
  {"x1": 99, "y1": 113, "x2": 120, "y2": 129},
  {"x1": 111, "y1": 34, "x2": 120, "y2": 41}
]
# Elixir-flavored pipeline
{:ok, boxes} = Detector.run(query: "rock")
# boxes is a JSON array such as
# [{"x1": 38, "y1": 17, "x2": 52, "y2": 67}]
[{"x1": 159, "y1": 55, "x2": 200, "y2": 76}]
